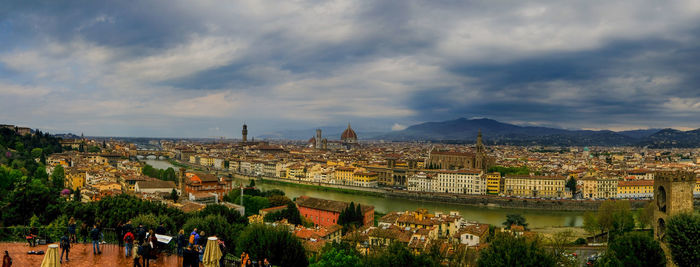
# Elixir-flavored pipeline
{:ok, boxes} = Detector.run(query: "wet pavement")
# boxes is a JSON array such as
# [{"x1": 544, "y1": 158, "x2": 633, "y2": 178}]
[{"x1": 0, "y1": 242, "x2": 185, "y2": 266}]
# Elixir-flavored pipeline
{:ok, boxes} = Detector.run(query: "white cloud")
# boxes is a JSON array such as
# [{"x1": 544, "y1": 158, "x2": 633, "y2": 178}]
[{"x1": 391, "y1": 123, "x2": 407, "y2": 131}]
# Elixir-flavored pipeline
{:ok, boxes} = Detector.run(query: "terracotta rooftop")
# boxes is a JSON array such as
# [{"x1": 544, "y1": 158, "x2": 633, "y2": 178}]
[{"x1": 295, "y1": 196, "x2": 373, "y2": 214}]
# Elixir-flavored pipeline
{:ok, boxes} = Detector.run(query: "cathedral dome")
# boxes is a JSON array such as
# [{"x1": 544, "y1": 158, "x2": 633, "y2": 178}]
[{"x1": 341, "y1": 124, "x2": 358, "y2": 141}]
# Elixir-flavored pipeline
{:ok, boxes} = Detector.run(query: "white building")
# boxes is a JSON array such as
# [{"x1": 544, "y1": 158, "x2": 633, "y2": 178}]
[
  {"x1": 407, "y1": 172, "x2": 433, "y2": 192},
  {"x1": 434, "y1": 170, "x2": 485, "y2": 195}
]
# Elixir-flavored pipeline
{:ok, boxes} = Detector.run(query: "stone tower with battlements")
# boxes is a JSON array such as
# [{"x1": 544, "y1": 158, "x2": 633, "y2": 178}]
[
  {"x1": 653, "y1": 171, "x2": 695, "y2": 266},
  {"x1": 242, "y1": 123, "x2": 248, "y2": 142}
]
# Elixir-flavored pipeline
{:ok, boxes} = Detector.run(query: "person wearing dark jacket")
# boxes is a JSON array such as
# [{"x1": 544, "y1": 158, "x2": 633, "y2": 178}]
[
  {"x1": 59, "y1": 232, "x2": 70, "y2": 263},
  {"x1": 182, "y1": 245, "x2": 200, "y2": 267},
  {"x1": 116, "y1": 222, "x2": 124, "y2": 247},
  {"x1": 3, "y1": 250, "x2": 12, "y2": 267},
  {"x1": 155, "y1": 223, "x2": 166, "y2": 235},
  {"x1": 80, "y1": 223, "x2": 89, "y2": 243},
  {"x1": 90, "y1": 225, "x2": 101, "y2": 254},
  {"x1": 176, "y1": 229, "x2": 186, "y2": 256},
  {"x1": 141, "y1": 241, "x2": 150, "y2": 267},
  {"x1": 133, "y1": 242, "x2": 144, "y2": 267},
  {"x1": 136, "y1": 224, "x2": 146, "y2": 244},
  {"x1": 123, "y1": 220, "x2": 133, "y2": 235}
]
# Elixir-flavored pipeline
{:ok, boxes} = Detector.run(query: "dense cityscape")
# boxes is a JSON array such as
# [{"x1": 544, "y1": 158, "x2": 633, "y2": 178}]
[{"x1": 0, "y1": 123, "x2": 698, "y2": 266}]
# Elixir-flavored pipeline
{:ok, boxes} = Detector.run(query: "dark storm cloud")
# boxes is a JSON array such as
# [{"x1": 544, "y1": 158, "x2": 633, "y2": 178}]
[{"x1": 1, "y1": 0, "x2": 700, "y2": 136}]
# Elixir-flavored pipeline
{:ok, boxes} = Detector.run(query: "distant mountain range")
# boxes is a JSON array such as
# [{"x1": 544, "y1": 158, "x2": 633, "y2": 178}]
[{"x1": 374, "y1": 118, "x2": 700, "y2": 147}]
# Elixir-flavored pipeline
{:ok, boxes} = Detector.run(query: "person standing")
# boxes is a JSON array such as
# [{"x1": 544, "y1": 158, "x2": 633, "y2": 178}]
[
  {"x1": 80, "y1": 223, "x2": 89, "y2": 243},
  {"x1": 133, "y1": 241, "x2": 143, "y2": 267},
  {"x1": 263, "y1": 258, "x2": 271, "y2": 267},
  {"x1": 124, "y1": 231, "x2": 135, "y2": 257},
  {"x1": 141, "y1": 240, "x2": 151, "y2": 267},
  {"x1": 136, "y1": 224, "x2": 146, "y2": 244},
  {"x1": 197, "y1": 230, "x2": 206, "y2": 262},
  {"x1": 176, "y1": 229, "x2": 185, "y2": 256},
  {"x1": 218, "y1": 239, "x2": 226, "y2": 267},
  {"x1": 116, "y1": 221, "x2": 124, "y2": 247},
  {"x1": 2, "y1": 251, "x2": 12, "y2": 267},
  {"x1": 123, "y1": 220, "x2": 133, "y2": 235},
  {"x1": 189, "y1": 228, "x2": 199, "y2": 246},
  {"x1": 155, "y1": 223, "x2": 166, "y2": 235},
  {"x1": 90, "y1": 224, "x2": 101, "y2": 254},
  {"x1": 68, "y1": 217, "x2": 77, "y2": 243},
  {"x1": 182, "y1": 245, "x2": 196, "y2": 267},
  {"x1": 147, "y1": 229, "x2": 158, "y2": 262},
  {"x1": 59, "y1": 232, "x2": 70, "y2": 263}
]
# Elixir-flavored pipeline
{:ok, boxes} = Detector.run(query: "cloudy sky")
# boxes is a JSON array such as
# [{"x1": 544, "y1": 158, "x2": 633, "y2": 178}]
[{"x1": 1, "y1": 0, "x2": 700, "y2": 137}]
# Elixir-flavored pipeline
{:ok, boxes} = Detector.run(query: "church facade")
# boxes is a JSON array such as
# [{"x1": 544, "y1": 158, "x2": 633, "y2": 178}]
[{"x1": 426, "y1": 131, "x2": 492, "y2": 170}]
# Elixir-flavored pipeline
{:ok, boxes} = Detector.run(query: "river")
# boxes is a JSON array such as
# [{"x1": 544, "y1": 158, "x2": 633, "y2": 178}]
[
  {"x1": 146, "y1": 160, "x2": 584, "y2": 228},
  {"x1": 142, "y1": 159, "x2": 178, "y2": 170}
]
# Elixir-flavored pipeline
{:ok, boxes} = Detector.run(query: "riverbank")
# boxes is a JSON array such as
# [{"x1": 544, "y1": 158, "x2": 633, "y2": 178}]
[
  {"x1": 237, "y1": 173, "x2": 609, "y2": 211},
  {"x1": 170, "y1": 159, "x2": 698, "y2": 212}
]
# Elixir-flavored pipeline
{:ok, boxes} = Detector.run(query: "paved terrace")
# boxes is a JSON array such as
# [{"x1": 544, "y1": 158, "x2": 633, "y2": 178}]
[{"x1": 0, "y1": 242, "x2": 182, "y2": 266}]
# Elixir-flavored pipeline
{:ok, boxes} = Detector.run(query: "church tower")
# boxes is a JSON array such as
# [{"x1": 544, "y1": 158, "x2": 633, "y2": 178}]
[
  {"x1": 242, "y1": 123, "x2": 248, "y2": 142},
  {"x1": 475, "y1": 130, "x2": 486, "y2": 169},
  {"x1": 653, "y1": 171, "x2": 695, "y2": 265},
  {"x1": 315, "y1": 129, "x2": 322, "y2": 149},
  {"x1": 178, "y1": 167, "x2": 187, "y2": 200}
]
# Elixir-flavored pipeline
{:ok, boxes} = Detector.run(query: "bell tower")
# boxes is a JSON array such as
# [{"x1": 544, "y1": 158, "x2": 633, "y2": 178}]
[
  {"x1": 653, "y1": 171, "x2": 695, "y2": 265},
  {"x1": 242, "y1": 123, "x2": 248, "y2": 142},
  {"x1": 475, "y1": 129, "x2": 485, "y2": 169}
]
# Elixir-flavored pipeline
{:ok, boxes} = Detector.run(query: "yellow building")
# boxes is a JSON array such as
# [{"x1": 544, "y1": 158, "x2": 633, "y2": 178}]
[
  {"x1": 486, "y1": 172, "x2": 502, "y2": 195},
  {"x1": 504, "y1": 175, "x2": 566, "y2": 198},
  {"x1": 285, "y1": 164, "x2": 306, "y2": 179},
  {"x1": 597, "y1": 178, "x2": 618, "y2": 199},
  {"x1": 92, "y1": 182, "x2": 122, "y2": 192},
  {"x1": 617, "y1": 180, "x2": 653, "y2": 198},
  {"x1": 581, "y1": 177, "x2": 597, "y2": 199},
  {"x1": 334, "y1": 167, "x2": 355, "y2": 184},
  {"x1": 353, "y1": 172, "x2": 378, "y2": 187},
  {"x1": 66, "y1": 170, "x2": 85, "y2": 190}
]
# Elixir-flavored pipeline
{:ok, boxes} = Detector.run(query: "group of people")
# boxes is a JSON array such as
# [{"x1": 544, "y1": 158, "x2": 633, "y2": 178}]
[
  {"x1": 240, "y1": 252, "x2": 271, "y2": 267},
  {"x1": 119, "y1": 220, "x2": 166, "y2": 267},
  {"x1": 18, "y1": 217, "x2": 245, "y2": 267}
]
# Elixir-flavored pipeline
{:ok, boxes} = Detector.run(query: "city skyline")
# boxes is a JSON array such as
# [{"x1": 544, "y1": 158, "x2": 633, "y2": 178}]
[{"x1": 2, "y1": 1, "x2": 700, "y2": 137}]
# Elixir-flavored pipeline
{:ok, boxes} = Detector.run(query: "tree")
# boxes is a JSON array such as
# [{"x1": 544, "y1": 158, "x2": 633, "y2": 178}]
[
  {"x1": 548, "y1": 230, "x2": 577, "y2": 267},
  {"x1": 637, "y1": 201, "x2": 655, "y2": 229},
  {"x1": 598, "y1": 232, "x2": 665, "y2": 267},
  {"x1": 33, "y1": 166, "x2": 48, "y2": 181},
  {"x1": 31, "y1": 148, "x2": 43, "y2": 159},
  {"x1": 237, "y1": 224, "x2": 308, "y2": 267},
  {"x1": 163, "y1": 168, "x2": 176, "y2": 181},
  {"x1": 597, "y1": 200, "x2": 634, "y2": 241},
  {"x1": 50, "y1": 165, "x2": 65, "y2": 190},
  {"x1": 170, "y1": 188, "x2": 179, "y2": 203},
  {"x1": 365, "y1": 242, "x2": 440, "y2": 267},
  {"x1": 583, "y1": 212, "x2": 599, "y2": 242},
  {"x1": 665, "y1": 212, "x2": 700, "y2": 267},
  {"x1": 477, "y1": 233, "x2": 556, "y2": 267},
  {"x1": 183, "y1": 214, "x2": 244, "y2": 252},
  {"x1": 310, "y1": 246, "x2": 362, "y2": 267},
  {"x1": 502, "y1": 214, "x2": 528, "y2": 229},
  {"x1": 73, "y1": 188, "x2": 81, "y2": 202},
  {"x1": 565, "y1": 177, "x2": 577, "y2": 196},
  {"x1": 267, "y1": 195, "x2": 293, "y2": 207},
  {"x1": 243, "y1": 196, "x2": 270, "y2": 216}
]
